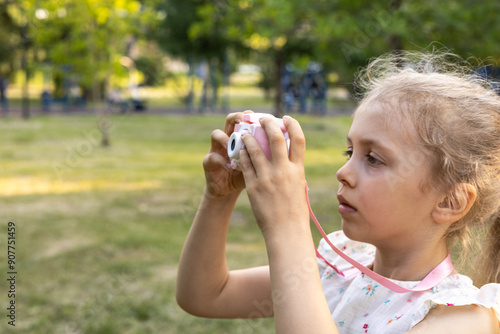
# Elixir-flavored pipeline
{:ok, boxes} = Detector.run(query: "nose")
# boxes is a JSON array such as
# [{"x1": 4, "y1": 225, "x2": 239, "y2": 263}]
[{"x1": 336, "y1": 159, "x2": 356, "y2": 188}]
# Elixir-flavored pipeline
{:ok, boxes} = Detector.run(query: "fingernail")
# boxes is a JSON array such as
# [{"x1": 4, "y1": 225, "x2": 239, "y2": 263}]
[{"x1": 283, "y1": 115, "x2": 293, "y2": 120}]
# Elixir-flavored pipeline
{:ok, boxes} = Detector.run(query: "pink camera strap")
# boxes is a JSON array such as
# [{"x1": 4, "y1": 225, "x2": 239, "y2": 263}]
[{"x1": 305, "y1": 184, "x2": 454, "y2": 293}]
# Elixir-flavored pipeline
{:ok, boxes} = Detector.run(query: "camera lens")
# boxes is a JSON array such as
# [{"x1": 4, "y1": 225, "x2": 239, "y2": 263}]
[{"x1": 227, "y1": 132, "x2": 243, "y2": 159}]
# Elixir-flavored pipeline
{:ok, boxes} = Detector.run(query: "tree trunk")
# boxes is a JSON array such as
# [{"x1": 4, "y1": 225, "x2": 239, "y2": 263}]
[
  {"x1": 21, "y1": 24, "x2": 30, "y2": 119},
  {"x1": 186, "y1": 56, "x2": 195, "y2": 113},
  {"x1": 221, "y1": 49, "x2": 230, "y2": 113},
  {"x1": 274, "y1": 51, "x2": 285, "y2": 117}
]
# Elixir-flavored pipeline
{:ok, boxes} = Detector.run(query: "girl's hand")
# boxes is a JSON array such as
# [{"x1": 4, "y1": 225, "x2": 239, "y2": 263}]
[
  {"x1": 239, "y1": 116, "x2": 309, "y2": 238},
  {"x1": 202, "y1": 110, "x2": 253, "y2": 198}
]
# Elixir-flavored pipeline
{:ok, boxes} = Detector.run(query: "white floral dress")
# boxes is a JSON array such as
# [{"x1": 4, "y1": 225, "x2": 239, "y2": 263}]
[{"x1": 317, "y1": 231, "x2": 500, "y2": 333}]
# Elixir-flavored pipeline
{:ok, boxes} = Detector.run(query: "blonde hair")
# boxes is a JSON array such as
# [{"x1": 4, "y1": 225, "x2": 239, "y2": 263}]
[{"x1": 354, "y1": 50, "x2": 500, "y2": 286}]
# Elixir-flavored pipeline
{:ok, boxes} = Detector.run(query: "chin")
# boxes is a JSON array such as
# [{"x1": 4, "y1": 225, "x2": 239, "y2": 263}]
[{"x1": 341, "y1": 220, "x2": 369, "y2": 244}]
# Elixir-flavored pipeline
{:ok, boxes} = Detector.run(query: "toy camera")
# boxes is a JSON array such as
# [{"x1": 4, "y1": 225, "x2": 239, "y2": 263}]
[{"x1": 227, "y1": 113, "x2": 289, "y2": 170}]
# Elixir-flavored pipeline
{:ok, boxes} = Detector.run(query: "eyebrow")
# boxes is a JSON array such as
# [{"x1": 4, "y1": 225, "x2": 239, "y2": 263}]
[{"x1": 346, "y1": 136, "x2": 395, "y2": 157}]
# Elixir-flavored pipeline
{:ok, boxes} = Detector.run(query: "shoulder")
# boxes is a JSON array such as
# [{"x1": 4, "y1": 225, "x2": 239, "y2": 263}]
[
  {"x1": 407, "y1": 304, "x2": 499, "y2": 334},
  {"x1": 410, "y1": 282, "x2": 500, "y2": 333}
]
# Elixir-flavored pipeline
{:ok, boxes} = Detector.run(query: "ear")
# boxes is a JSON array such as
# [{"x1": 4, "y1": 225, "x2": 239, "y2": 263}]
[{"x1": 432, "y1": 183, "x2": 477, "y2": 224}]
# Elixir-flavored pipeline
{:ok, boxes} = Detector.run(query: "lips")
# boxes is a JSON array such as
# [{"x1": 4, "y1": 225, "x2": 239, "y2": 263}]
[{"x1": 337, "y1": 194, "x2": 357, "y2": 214}]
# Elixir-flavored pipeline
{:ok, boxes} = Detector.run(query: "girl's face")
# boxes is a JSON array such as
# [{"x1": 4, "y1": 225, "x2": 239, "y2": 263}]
[{"x1": 336, "y1": 102, "x2": 443, "y2": 251}]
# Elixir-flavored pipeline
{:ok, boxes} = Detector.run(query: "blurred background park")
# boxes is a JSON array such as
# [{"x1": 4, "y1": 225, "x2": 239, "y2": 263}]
[{"x1": 1, "y1": 0, "x2": 499, "y2": 333}]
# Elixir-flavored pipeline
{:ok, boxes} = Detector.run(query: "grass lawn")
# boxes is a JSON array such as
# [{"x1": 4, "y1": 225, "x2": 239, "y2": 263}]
[{"x1": 0, "y1": 112, "x2": 352, "y2": 333}]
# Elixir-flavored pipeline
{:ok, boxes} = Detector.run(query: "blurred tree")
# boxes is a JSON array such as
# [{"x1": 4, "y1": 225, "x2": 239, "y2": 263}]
[
  {"x1": 147, "y1": 0, "x2": 236, "y2": 112},
  {"x1": 0, "y1": 1, "x2": 17, "y2": 78},
  {"x1": 193, "y1": 0, "x2": 330, "y2": 116},
  {"x1": 134, "y1": 52, "x2": 169, "y2": 87},
  {"x1": 313, "y1": 0, "x2": 500, "y2": 95},
  {"x1": 0, "y1": 1, "x2": 36, "y2": 118},
  {"x1": 144, "y1": 0, "x2": 500, "y2": 113},
  {"x1": 400, "y1": 0, "x2": 500, "y2": 60},
  {"x1": 31, "y1": 0, "x2": 145, "y2": 102}
]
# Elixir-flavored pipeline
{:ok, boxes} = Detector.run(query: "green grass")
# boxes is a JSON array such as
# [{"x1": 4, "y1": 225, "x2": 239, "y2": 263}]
[{"x1": 0, "y1": 112, "x2": 352, "y2": 333}]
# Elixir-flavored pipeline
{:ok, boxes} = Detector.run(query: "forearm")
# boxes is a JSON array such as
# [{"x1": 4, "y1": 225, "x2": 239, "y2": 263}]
[
  {"x1": 265, "y1": 226, "x2": 338, "y2": 334},
  {"x1": 176, "y1": 188, "x2": 241, "y2": 314}
]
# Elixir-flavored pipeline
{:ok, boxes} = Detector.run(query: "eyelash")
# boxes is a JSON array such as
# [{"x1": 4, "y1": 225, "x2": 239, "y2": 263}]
[{"x1": 343, "y1": 149, "x2": 381, "y2": 165}]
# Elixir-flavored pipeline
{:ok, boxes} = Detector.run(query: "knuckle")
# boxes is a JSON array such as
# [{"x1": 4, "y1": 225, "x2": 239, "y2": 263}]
[
  {"x1": 202, "y1": 153, "x2": 215, "y2": 167},
  {"x1": 270, "y1": 132, "x2": 285, "y2": 143},
  {"x1": 294, "y1": 135, "x2": 306, "y2": 146},
  {"x1": 240, "y1": 160, "x2": 253, "y2": 172},
  {"x1": 248, "y1": 146, "x2": 265, "y2": 158},
  {"x1": 210, "y1": 129, "x2": 225, "y2": 144}
]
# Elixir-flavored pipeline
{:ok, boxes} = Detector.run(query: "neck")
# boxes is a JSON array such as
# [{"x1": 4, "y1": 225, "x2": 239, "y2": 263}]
[{"x1": 371, "y1": 240, "x2": 450, "y2": 281}]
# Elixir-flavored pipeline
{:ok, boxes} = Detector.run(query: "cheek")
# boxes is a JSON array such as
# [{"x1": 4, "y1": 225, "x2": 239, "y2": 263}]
[
  {"x1": 358, "y1": 179, "x2": 393, "y2": 211},
  {"x1": 358, "y1": 174, "x2": 413, "y2": 216}
]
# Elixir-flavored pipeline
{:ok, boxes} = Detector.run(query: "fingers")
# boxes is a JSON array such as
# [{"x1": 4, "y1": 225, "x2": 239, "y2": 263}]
[
  {"x1": 282, "y1": 116, "x2": 306, "y2": 164},
  {"x1": 240, "y1": 132, "x2": 268, "y2": 175},
  {"x1": 238, "y1": 146, "x2": 256, "y2": 180},
  {"x1": 210, "y1": 129, "x2": 229, "y2": 154},
  {"x1": 203, "y1": 152, "x2": 231, "y2": 171},
  {"x1": 259, "y1": 117, "x2": 289, "y2": 165},
  {"x1": 258, "y1": 116, "x2": 305, "y2": 166},
  {"x1": 224, "y1": 110, "x2": 254, "y2": 135},
  {"x1": 205, "y1": 129, "x2": 231, "y2": 171}
]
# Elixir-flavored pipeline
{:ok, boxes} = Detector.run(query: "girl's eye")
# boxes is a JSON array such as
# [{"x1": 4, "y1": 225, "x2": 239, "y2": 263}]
[
  {"x1": 343, "y1": 149, "x2": 353, "y2": 160},
  {"x1": 366, "y1": 154, "x2": 381, "y2": 165}
]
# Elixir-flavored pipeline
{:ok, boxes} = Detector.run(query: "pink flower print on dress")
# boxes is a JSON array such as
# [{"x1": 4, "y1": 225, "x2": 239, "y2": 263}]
[
  {"x1": 362, "y1": 281, "x2": 379, "y2": 296},
  {"x1": 387, "y1": 314, "x2": 403, "y2": 324},
  {"x1": 363, "y1": 323, "x2": 369, "y2": 333},
  {"x1": 323, "y1": 267, "x2": 335, "y2": 279}
]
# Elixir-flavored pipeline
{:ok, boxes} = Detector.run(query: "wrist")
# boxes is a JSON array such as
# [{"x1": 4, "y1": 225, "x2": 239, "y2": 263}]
[
  {"x1": 202, "y1": 187, "x2": 242, "y2": 204},
  {"x1": 263, "y1": 218, "x2": 314, "y2": 255}
]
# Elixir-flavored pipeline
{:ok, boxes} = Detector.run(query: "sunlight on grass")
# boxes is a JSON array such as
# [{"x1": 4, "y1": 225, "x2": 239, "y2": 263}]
[{"x1": 0, "y1": 177, "x2": 161, "y2": 196}]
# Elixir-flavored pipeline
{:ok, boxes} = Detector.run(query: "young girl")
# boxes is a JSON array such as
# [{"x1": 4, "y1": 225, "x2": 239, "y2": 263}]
[{"x1": 176, "y1": 51, "x2": 500, "y2": 333}]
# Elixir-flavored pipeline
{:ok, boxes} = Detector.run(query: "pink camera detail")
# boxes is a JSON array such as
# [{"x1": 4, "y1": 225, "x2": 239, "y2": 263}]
[{"x1": 227, "y1": 113, "x2": 289, "y2": 170}]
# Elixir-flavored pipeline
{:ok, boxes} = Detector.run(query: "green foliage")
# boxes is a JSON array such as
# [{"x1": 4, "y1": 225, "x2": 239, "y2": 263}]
[
  {"x1": 0, "y1": 2, "x2": 17, "y2": 76},
  {"x1": 31, "y1": 0, "x2": 145, "y2": 94},
  {"x1": 134, "y1": 54, "x2": 169, "y2": 87}
]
